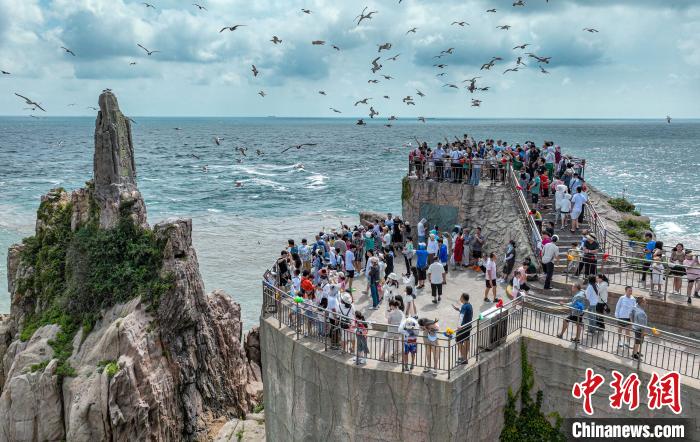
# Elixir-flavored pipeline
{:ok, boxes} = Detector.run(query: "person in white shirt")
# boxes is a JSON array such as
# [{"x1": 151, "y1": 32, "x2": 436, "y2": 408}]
[
  {"x1": 570, "y1": 187, "x2": 586, "y2": 233},
  {"x1": 559, "y1": 193, "x2": 572, "y2": 229},
  {"x1": 554, "y1": 183, "x2": 568, "y2": 216},
  {"x1": 417, "y1": 218, "x2": 427, "y2": 243},
  {"x1": 344, "y1": 246, "x2": 356, "y2": 291},
  {"x1": 383, "y1": 300, "x2": 405, "y2": 361},
  {"x1": 615, "y1": 286, "x2": 637, "y2": 348},
  {"x1": 427, "y1": 260, "x2": 446, "y2": 304},
  {"x1": 541, "y1": 235, "x2": 559, "y2": 290},
  {"x1": 426, "y1": 233, "x2": 438, "y2": 263},
  {"x1": 483, "y1": 252, "x2": 498, "y2": 302},
  {"x1": 584, "y1": 275, "x2": 600, "y2": 332}
]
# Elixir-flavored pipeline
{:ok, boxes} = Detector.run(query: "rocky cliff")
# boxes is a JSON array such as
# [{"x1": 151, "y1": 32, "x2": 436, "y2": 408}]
[{"x1": 0, "y1": 92, "x2": 262, "y2": 441}]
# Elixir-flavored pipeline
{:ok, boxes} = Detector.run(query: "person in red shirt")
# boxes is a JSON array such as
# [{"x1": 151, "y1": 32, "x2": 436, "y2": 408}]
[{"x1": 539, "y1": 170, "x2": 550, "y2": 198}]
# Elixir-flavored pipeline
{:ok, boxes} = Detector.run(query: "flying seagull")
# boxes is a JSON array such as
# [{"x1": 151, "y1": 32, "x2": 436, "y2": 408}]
[
  {"x1": 486, "y1": 8, "x2": 497, "y2": 12},
  {"x1": 539, "y1": 66, "x2": 549, "y2": 74},
  {"x1": 137, "y1": 44, "x2": 160, "y2": 55},
  {"x1": 251, "y1": 65, "x2": 259, "y2": 77},
  {"x1": 369, "y1": 106, "x2": 379, "y2": 118},
  {"x1": 402, "y1": 96, "x2": 413, "y2": 103},
  {"x1": 378, "y1": 43, "x2": 392, "y2": 52},
  {"x1": 513, "y1": 43, "x2": 530, "y2": 50},
  {"x1": 193, "y1": 3, "x2": 207, "y2": 10},
  {"x1": 381, "y1": 75, "x2": 393, "y2": 80},
  {"x1": 311, "y1": 40, "x2": 325, "y2": 45},
  {"x1": 220, "y1": 25, "x2": 246, "y2": 32},
  {"x1": 406, "y1": 27, "x2": 418, "y2": 34},
  {"x1": 281, "y1": 143, "x2": 318, "y2": 154},
  {"x1": 481, "y1": 60, "x2": 496, "y2": 70},
  {"x1": 318, "y1": 90, "x2": 327, "y2": 95},
  {"x1": 87, "y1": 106, "x2": 98, "y2": 111},
  {"x1": 416, "y1": 90, "x2": 425, "y2": 97},
  {"x1": 471, "y1": 99, "x2": 482, "y2": 107},
  {"x1": 583, "y1": 28, "x2": 599, "y2": 33},
  {"x1": 14, "y1": 93, "x2": 46, "y2": 112},
  {"x1": 387, "y1": 54, "x2": 400, "y2": 61},
  {"x1": 330, "y1": 107, "x2": 342, "y2": 113},
  {"x1": 331, "y1": 45, "x2": 341, "y2": 51},
  {"x1": 516, "y1": 56, "x2": 527, "y2": 66},
  {"x1": 527, "y1": 53, "x2": 551, "y2": 64},
  {"x1": 301, "y1": 8, "x2": 311, "y2": 14},
  {"x1": 142, "y1": 2, "x2": 156, "y2": 8},
  {"x1": 451, "y1": 21, "x2": 469, "y2": 27},
  {"x1": 368, "y1": 79, "x2": 379, "y2": 84},
  {"x1": 436, "y1": 72, "x2": 447, "y2": 77},
  {"x1": 513, "y1": 0, "x2": 525, "y2": 6},
  {"x1": 433, "y1": 64, "x2": 447, "y2": 69},
  {"x1": 61, "y1": 46, "x2": 76, "y2": 56},
  {"x1": 355, "y1": 7, "x2": 378, "y2": 25},
  {"x1": 443, "y1": 83, "x2": 459, "y2": 89},
  {"x1": 503, "y1": 67, "x2": 519, "y2": 74},
  {"x1": 383, "y1": 95, "x2": 390, "y2": 99},
  {"x1": 271, "y1": 36, "x2": 282, "y2": 44},
  {"x1": 1, "y1": 70, "x2": 10, "y2": 75},
  {"x1": 354, "y1": 98, "x2": 371, "y2": 106},
  {"x1": 371, "y1": 57, "x2": 382, "y2": 73},
  {"x1": 129, "y1": 61, "x2": 137, "y2": 65},
  {"x1": 258, "y1": 90, "x2": 266, "y2": 97},
  {"x1": 497, "y1": 25, "x2": 511, "y2": 30}
]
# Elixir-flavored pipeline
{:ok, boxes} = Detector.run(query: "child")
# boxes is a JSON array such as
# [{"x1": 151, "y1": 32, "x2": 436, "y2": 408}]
[
  {"x1": 651, "y1": 255, "x2": 664, "y2": 294},
  {"x1": 354, "y1": 311, "x2": 369, "y2": 365},
  {"x1": 560, "y1": 193, "x2": 572, "y2": 229},
  {"x1": 299, "y1": 238, "x2": 311, "y2": 271},
  {"x1": 567, "y1": 242, "x2": 581, "y2": 274},
  {"x1": 291, "y1": 269, "x2": 302, "y2": 295},
  {"x1": 399, "y1": 317, "x2": 419, "y2": 371},
  {"x1": 404, "y1": 285, "x2": 417, "y2": 317}
]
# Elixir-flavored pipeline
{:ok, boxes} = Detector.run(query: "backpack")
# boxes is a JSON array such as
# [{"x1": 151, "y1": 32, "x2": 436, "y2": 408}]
[{"x1": 571, "y1": 293, "x2": 587, "y2": 316}]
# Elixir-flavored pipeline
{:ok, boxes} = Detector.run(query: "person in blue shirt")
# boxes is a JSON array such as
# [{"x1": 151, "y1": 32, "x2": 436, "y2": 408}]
[
  {"x1": 641, "y1": 232, "x2": 656, "y2": 286},
  {"x1": 453, "y1": 293, "x2": 473, "y2": 363},
  {"x1": 438, "y1": 237, "x2": 449, "y2": 276},
  {"x1": 415, "y1": 243, "x2": 429, "y2": 289}
]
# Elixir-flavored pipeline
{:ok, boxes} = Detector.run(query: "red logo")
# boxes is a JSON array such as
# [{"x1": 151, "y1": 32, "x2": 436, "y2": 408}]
[
  {"x1": 572, "y1": 368, "x2": 605, "y2": 415},
  {"x1": 647, "y1": 372, "x2": 682, "y2": 414},
  {"x1": 609, "y1": 371, "x2": 641, "y2": 411}
]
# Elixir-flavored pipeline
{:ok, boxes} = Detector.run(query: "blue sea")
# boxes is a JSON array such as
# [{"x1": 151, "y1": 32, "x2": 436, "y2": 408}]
[{"x1": 1, "y1": 117, "x2": 699, "y2": 327}]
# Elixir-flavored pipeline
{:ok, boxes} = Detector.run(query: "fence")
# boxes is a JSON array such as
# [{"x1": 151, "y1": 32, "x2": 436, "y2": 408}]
[
  {"x1": 407, "y1": 159, "x2": 508, "y2": 184},
  {"x1": 506, "y1": 165, "x2": 543, "y2": 260},
  {"x1": 261, "y1": 272, "x2": 700, "y2": 380}
]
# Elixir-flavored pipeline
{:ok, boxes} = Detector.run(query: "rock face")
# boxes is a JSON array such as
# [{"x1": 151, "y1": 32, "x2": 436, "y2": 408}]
[{"x1": 0, "y1": 92, "x2": 261, "y2": 441}]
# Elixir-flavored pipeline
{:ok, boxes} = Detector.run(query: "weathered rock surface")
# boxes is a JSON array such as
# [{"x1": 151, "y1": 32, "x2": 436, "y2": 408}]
[
  {"x1": 212, "y1": 412, "x2": 266, "y2": 442},
  {"x1": 0, "y1": 92, "x2": 261, "y2": 441}
]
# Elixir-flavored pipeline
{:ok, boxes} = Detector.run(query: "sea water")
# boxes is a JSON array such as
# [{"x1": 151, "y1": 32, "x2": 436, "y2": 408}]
[{"x1": 1, "y1": 117, "x2": 699, "y2": 327}]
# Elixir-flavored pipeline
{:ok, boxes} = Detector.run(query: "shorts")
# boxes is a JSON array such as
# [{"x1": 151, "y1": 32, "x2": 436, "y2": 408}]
[
  {"x1": 531, "y1": 193, "x2": 539, "y2": 204},
  {"x1": 346, "y1": 269, "x2": 355, "y2": 278},
  {"x1": 404, "y1": 342, "x2": 417, "y2": 354},
  {"x1": 472, "y1": 250, "x2": 482, "y2": 259},
  {"x1": 486, "y1": 279, "x2": 497, "y2": 288},
  {"x1": 566, "y1": 314, "x2": 584, "y2": 323},
  {"x1": 634, "y1": 330, "x2": 644, "y2": 345},
  {"x1": 418, "y1": 267, "x2": 427, "y2": 280},
  {"x1": 456, "y1": 326, "x2": 472, "y2": 343},
  {"x1": 571, "y1": 209, "x2": 582, "y2": 220},
  {"x1": 617, "y1": 318, "x2": 631, "y2": 327}
]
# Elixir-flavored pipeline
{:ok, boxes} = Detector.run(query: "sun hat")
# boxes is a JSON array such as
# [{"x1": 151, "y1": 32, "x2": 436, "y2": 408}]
[
  {"x1": 388, "y1": 273, "x2": 398, "y2": 281},
  {"x1": 402, "y1": 317, "x2": 419, "y2": 330},
  {"x1": 365, "y1": 232, "x2": 372, "y2": 238},
  {"x1": 341, "y1": 291, "x2": 353, "y2": 304}
]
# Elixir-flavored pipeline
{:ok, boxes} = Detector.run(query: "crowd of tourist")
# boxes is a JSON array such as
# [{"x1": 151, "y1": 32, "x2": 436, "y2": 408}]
[{"x1": 265, "y1": 134, "x2": 697, "y2": 375}]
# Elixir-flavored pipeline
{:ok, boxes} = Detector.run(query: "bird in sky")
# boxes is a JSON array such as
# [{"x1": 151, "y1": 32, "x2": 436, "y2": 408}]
[
  {"x1": 527, "y1": 53, "x2": 551, "y2": 64},
  {"x1": 354, "y1": 98, "x2": 371, "y2": 106},
  {"x1": 539, "y1": 66, "x2": 550, "y2": 74},
  {"x1": 368, "y1": 79, "x2": 379, "y2": 84},
  {"x1": 503, "y1": 67, "x2": 519, "y2": 74},
  {"x1": 356, "y1": 119, "x2": 367, "y2": 126},
  {"x1": 87, "y1": 106, "x2": 98, "y2": 111},
  {"x1": 213, "y1": 137, "x2": 223, "y2": 145},
  {"x1": 436, "y1": 72, "x2": 447, "y2": 77},
  {"x1": 129, "y1": 61, "x2": 137, "y2": 65},
  {"x1": 14, "y1": 93, "x2": 46, "y2": 112},
  {"x1": 371, "y1": 57, "x2": 383, "y2": 73},
  {"x1": 441, "y1": 48, "x2": 455, "y2": 55},
  {"x1": 416, "y1": 90, "x2": 426, "y2": 97},
  {"x1": 471, "y1": 99, "x2": 482, "y2": 107},
  {"x1": 478, "y1": 87, "x2": 490, "y2": 91},
  {"x1": 142, "y1": 2, "x2": 156, "y2": 9},
  {"x1": 402, "y1": 96, "x2": 413, "y2": 103},
  {"x1": 61, "y1": 46, "x2": 76, "y2": 56},
  {"x1": 378, "y1": 43, "x2": 392, "y2": 52},
  {"x1": 318, "y1": 90, "x2": 326, "y2": 95},
  {"x1": 369, "y1": 107, "x2": 379, "y2": 118},
  {"x1": 486, "y1": 8, "x2": 497, "y2": 12},
  {"x1": 220, "y1": 25, "x2": 246, "y2": 32},
  {"x1": 481, "y1": 60, "x2": 495, "y2": 70},
  {"x1": 443, "y1": 83, "x2": 459, "y2": 89},
  {"x1": 193, "y1": 3, "x2": 207, "y2": 10},
  {"x1": 251, "y1": 65, "x2": 259, "y2": 77},
  {"x1": 258, "y1": 90, "x2": 266, "y2": 97},
  {"x1": 513, "y1": 0, "x2": 525, "y2": 6},
  {"x1": 311, "y1": 40, "x2": 325, "y2": 45},
  {"x1": 271, "y1": 36, "x2": 282, "y2": 44},
  {"x1": 433, "y1": 64, "x2": 447, "y2": 69},
  {"x1": 331, "y1": 45, "x2": 341, "y2": 51},
  {"x1": 301, "y1": 8, "x2": 311, "y2": 14},
  {"x1": 137, "y1": 44, "x2": 160, "y2": 55},
  {"x1": 583, "y1": 28, "x2": 599, "y2": 33},
  {"x1": 516, "y1": 56, "x2": 527, "y2": 66},
  {"x1": 497, "y1": 25, "x2": 511, "y2": 30},
  {"x1": 387, "y1": 54, "x2": 400, "y2": 61},
  {"x1": 383, "y1": 95, "x2": 390, "y2": 99},
  {"x1": 1, "y1": 70, "x2": 10, "y2": 75},
  {"x1": 330, "y1": 107, "x2": 342, "y2": 113},
  {"x1": 381, "y1": 75, "x2": 393, "y2": 80},
  {"x1": 355, "y1": 7, "x2": 378, "y2": 25},
  {"x1": 418, "y1": 116, "x2": 426, "y2": 123},
  {"x1": 513, "y1": 43, "x2": 530, "y2": 50},
  {"x1": 281, "y1": 143, "x2": 318, "y2": 154},
  {"x1": 406, "y1": 27, "x2": 418, "y2": 34},
  {"x1": 451, "y1": 21, "x2": 469, "y2": 27}
]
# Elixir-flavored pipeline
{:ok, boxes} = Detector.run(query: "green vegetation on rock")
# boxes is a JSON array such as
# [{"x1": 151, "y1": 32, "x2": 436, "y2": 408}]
[
  {"x1": 617, "y1": 219, "x2": 652, "y2": 243},
  {"x1": 17, "y1": 192, "x2": 172, "y2": 381},
  {"x1": 401, "y1": 176, "x2": 412, "y2": 202},
  {"x1": 97, "y1": 360, "x2": 120, "y2": 378},
  {"x1": 500, "y1": 341, "x2": 565, "y2": 442},
  {"x1": 608, "y1": 197, "x2": 640, "y2": 216}
]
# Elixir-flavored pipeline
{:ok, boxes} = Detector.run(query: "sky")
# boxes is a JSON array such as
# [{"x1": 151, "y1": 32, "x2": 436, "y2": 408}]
[{"x1": 0, "y1": 0, "x2": 699, "y2": 118}]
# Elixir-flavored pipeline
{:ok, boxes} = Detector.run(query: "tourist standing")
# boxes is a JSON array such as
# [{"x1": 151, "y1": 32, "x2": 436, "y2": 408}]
[
  {"x1": 419, "y1": 318, "x2": 440, "y2": 376},
  {"x1": 557, "y1": 282, "x2": 587, "y2": 343},
  {"x1": 417, "y1": 218, "x2": 427, "y2": 244},
  {"x1": 453, "y1": 293, "x2": 473, "y2": 364},
  {"x1": 415, "y1": 243, "x2": 428, "y2": 289},
  {"x1": 669, "y1": 243, "x2": 686, "y2": 295},
  {"x1": 570, "y1": 187, "x2": 586, "y2": 233},
  {"x1": 640, "y1": 232, "x2": 656, "y2": 287},
  {"x1": 470, "y1": 227, "x2": 485, "y2": 266},
  {"x1": 453, "y1": 231, "x2": 465, "y2": 269},
  {"x1": 615, "y1": 286, "x2": 636, "y2": 349},
  {"x1": 383, "y1": 300, "x2": 404, "y2": 362},
  {"x1": 402, "y1": 239, "x2": 415, "y2": 275},
  {"x1": 368, "y1": 257, "x2": 381, "y2": 309},
  {"x1": 578, "y1": 234, "x2": 600, "y2": 276},
  {"x1": 354, "y1": 311, "x2": 369, "y2": 364},
  {"x1": 484, "y1": 253, "x2": 498, "y2": 303},
  {"x1": 399, "y1": 317, "x2": 419, "y2": 371},
  {"x1": 684, "y1": 251, "x2": 700, "y2": 304},
  {"x1": 584, "y1": 275, "x2": 602, "y2": 332},
  {"x1": 541, "y1": 235, "x2": 559, "y2": 290},
  {"x1": 630, "y1": 297, "x2": 648, "y2": 360},
  {"x1": 438, "y1": 237, "x2": 449, "y2": 276},
  {"x1": 427, "y1": 259, "x2": 446, "y2": 304}
]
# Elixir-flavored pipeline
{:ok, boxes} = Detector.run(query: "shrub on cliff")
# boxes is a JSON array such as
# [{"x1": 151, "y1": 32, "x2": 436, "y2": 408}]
[
  {"x1": 500, "y1": 341, "x2": 565, "y2": 442},
  {"x1": 616, "y1": 219, "x2": 652, "y2": 243},
  {"x1": 608, "y1": 197, "x2": 640, "y2": 216}
]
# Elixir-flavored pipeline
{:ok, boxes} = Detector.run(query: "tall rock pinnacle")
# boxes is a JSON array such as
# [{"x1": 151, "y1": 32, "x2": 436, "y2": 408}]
[{"x1": 92, "y1": 91, "x2": 147, "y2": 228}]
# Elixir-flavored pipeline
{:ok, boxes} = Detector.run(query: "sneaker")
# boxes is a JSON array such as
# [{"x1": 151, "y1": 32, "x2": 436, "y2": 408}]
[
  {"x1": 484, "y1": 298, "x2": 491, "y2": 302},
  {"x1": 438, "y1": 296, "x2": 442, "y2": 302},
  {"x1": 423, "y1": 368, "x2": 431, "y2": 373},
  {"x1": 432, "y1": 299, "x2": 438, "y2": 304}
]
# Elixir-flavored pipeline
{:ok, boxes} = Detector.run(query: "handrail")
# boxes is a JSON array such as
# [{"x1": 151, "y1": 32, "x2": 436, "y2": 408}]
[{"x1": 507, "y1": 164, "x2": 543, "y2": 260}]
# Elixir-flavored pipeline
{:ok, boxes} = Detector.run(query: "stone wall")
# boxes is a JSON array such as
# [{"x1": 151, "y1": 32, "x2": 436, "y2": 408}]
[
  {"x1": 401, "y1": 177, "x2": 534, "y2": 262},
  {"x1": 261, "y1": 319, "x2": 700, "y2": 442}
]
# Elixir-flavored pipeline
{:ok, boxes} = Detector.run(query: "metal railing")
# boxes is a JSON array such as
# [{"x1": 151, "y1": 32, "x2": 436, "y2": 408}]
[
  {"x1": 506, "y1": 164, "x2": 543, "y2": 261},
  {"x1": 407, "y1": 159, "x2": 508, "y2": 184},
  {"x1": 563, "y1": 252, "x2": 700, "y2": 303},
  {"x1": 261, "y1": 271, "x2": 700, "y2": 380}
]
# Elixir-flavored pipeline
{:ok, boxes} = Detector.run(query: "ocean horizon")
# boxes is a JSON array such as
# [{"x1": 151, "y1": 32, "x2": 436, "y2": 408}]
[{"x1": 2, "y1": 117, "x2": 699, "y2": 328}]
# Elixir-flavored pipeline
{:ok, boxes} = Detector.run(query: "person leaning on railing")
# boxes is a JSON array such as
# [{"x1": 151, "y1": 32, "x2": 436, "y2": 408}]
[{"x1": 684, "y1": 251, "x2": 700, "y2": 303}]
